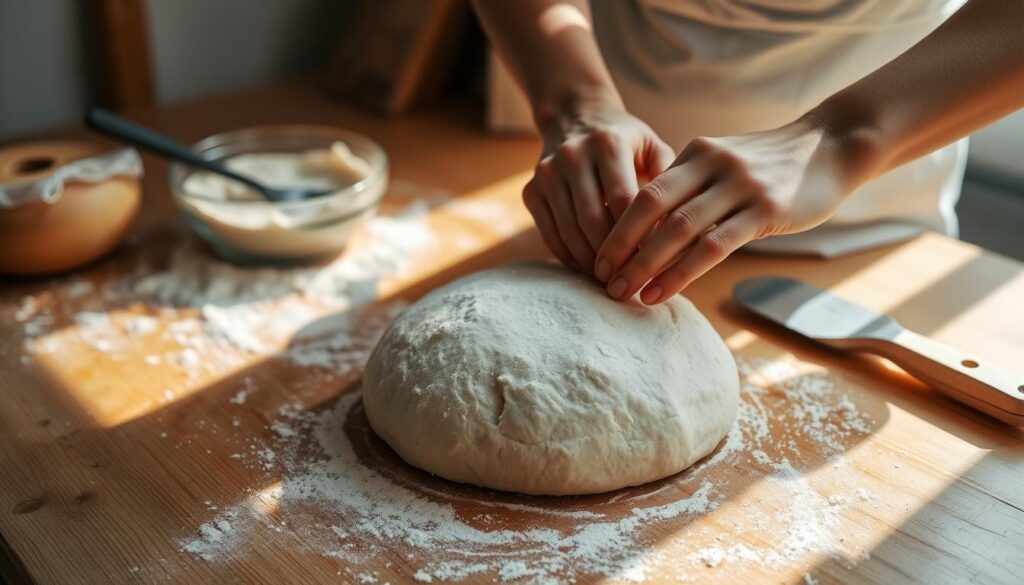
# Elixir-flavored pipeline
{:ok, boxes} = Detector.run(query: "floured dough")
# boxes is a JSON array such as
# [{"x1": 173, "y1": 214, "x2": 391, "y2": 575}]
[{"x1": 362, "y1": 262, "x2": 739, "y2": 495}]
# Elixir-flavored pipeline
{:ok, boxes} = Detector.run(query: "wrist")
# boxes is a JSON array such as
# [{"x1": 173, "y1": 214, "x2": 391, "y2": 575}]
[
  {"x1": 532, "y1": 85, "x2": 625, "y2": 140},
  {"x1": 801, "y1": 95, "x2": 888, "y2": 192}
]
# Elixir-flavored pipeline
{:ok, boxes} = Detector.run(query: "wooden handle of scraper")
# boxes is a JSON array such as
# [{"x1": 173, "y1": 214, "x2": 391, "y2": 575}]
[{"x1": 848, "y1": 329, "x2": 1024, "y2": 425}]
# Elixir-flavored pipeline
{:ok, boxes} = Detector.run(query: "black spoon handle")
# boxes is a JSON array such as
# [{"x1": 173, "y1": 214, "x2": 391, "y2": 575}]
[{"x1": 85, "y1": 107, "x2": 268, "y2": 195}]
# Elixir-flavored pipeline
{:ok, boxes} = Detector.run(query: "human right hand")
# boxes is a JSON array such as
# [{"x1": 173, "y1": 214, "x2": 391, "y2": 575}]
[
  {"x1": 594, "y1": 117, "x2": 860, "y2": 304},
  {"x1": 522, "y1": 106, "x2": 676, "y2": 274}
]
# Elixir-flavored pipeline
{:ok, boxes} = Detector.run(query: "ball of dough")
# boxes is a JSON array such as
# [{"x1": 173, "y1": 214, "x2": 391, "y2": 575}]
[{"x1": 362, "y1": 263, "x2": 739, "y2": 495}]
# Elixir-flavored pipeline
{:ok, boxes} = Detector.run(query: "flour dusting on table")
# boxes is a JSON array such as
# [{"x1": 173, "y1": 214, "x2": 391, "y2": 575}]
[
  {"x1": 14, "y1": 200, "x2": 435, "y2": 384},
  {"x1": 179, "y1": 357, "x2": 875, "y2": 583},
  {"x1": 3, "y1": 187, "x2": 879, "y2": 584}
]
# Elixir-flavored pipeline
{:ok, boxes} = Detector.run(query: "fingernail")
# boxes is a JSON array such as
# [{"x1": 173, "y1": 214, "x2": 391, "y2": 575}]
[
  {"x1": 608, "y1": 277, "x2": 627, "y2": 300},
  {"x1": 595, "y1": 258, "x2": 611, "y2": 281},
  {"x1": 641, "y1": 286, "x2": 662, "y2": 305}
]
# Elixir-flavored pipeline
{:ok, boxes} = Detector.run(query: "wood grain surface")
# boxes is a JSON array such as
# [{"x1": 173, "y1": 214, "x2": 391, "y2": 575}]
[{"x1": 1, "y1": 81, "x2": 1022, "y2": 585}]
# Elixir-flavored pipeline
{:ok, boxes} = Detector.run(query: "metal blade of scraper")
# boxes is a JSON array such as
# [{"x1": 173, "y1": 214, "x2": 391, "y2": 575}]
[{"x1": 733, "y1": 276, "x2": 1024, "y2": 426}]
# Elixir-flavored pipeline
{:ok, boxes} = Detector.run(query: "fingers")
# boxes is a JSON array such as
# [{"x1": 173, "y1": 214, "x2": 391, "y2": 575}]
[
  {"x1": 641, "y1": 137, "x2": 677, "y2": 181},
  {"x1": 602, "y1": 182, "x2": 745, "y2": 301},
  {"x1": 554, "y1": 144, "x2": 613, "y2": 256},
  {"x1": 536, "y1": 160, "x2": 595, "y2": 271},
  {"x1": 591, "y1": 130, "x2": 640, "y2": 221},
  {"x1": 651, "y1": 138, "x2": 675, "y2": 177},
  {"x1": 639, "y1": 206, "x2": 762, "y2": 304},
  {"x1": 527, "y1": 121, "x2": 677, "y2": 276},
  {"x1": 522, "y1": 179, "x2": 575, "y2": 269},
  {"x1": 594, "y1": 158, "x2": 712, "y2": 282}
]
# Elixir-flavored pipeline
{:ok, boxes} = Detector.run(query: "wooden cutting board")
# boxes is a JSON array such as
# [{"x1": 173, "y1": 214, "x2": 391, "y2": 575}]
[{"x1": 0, "y1": 81, "x2": 1022, "y2": 585}]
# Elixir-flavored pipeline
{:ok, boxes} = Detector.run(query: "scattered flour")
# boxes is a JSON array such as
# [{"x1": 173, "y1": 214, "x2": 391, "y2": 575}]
[
  {"x1": 14, "y1": 296, "x2": 41, "y2": 322},
  {"x1": 17, "y1": 200, "x2": 434, "y2": 379},
  {"x1": 177, "y1": 348, "x2": 200, "y2": 368},
  {"x1": 4, "y1": 187, "x2": 879, "y2": 583},
  {"x1": 257, "y1": 448, "x2": 276, "y2": 469},
  {"x1": 229, "y1": 378, "x2": 257, "y2": 405},
  {"x1": 270, "y1": 422, "x2": 297, "y2": 439},
  {"x1": 74, "y1": 311, "x2": 111, "y2": 329},
  {"x1": 126, "y1": 315, "x2": 159, "y2": 335},
  {"x1": 66, "y1": 279, "x2": 94, "y2": 299},
  {"x1": 179, "y1": 356, "x2": 875, "y2": 583},
  {"x1": 182, "y1": 509, "x2": 239, "y2": 562}
]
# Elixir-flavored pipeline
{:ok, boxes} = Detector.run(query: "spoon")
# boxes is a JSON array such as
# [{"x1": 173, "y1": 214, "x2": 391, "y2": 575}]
[{"x1": 85, "y1": 107, "x2": 331, "y2": 203}]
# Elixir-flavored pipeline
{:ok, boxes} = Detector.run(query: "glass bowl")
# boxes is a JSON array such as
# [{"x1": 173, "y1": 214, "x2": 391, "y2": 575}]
[{"x1": 169, "y1": 125, "x2": 388, "y2": 265}]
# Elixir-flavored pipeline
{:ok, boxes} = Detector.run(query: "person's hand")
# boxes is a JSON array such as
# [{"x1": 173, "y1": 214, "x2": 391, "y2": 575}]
[
  {"x1": 522, "y1": 106, "x2": 676, "y2": 274},
  {"x1": 594, "y1": 117, "x2": 867, "y2": 304}
]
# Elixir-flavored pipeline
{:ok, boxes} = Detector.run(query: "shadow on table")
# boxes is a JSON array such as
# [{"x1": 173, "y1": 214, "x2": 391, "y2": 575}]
[
  {"x1": 5, "y1": 229, "x2": 1022, "y2": 583},
  {"x1": 245, "y1": 232, "x2": 908, "y2": 577},
  {"x1": 719, "y1": 246, "x2": 1023, "y2": 449},
  {"x1": 801, "y1": 443, "x2": 1024, "y2": 585}
]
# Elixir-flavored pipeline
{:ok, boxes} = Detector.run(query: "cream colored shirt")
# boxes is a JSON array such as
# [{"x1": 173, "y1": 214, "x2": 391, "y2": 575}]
[{"x1": 591, "y1": 0, "x2": 968, "y2": 257}]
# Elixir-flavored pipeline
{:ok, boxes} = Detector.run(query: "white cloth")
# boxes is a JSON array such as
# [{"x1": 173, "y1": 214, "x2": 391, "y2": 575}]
[
  {"x1": 0, "y1": 147, "x2": 144, "y2": 209},
  {"x1": 591, "y1": 0, "x2": 968, "y2": 257}
]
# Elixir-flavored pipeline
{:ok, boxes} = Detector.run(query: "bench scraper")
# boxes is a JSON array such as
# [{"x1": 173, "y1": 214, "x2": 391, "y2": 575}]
[{"x1": 733, "y1": 276, "x2": 1024, "y2": 425}]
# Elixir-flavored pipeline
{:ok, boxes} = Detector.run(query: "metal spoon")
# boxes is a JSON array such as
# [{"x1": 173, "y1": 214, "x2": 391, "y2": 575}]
[{"x1": 85, "y1": 107, "x2": 331, "y2": 203}]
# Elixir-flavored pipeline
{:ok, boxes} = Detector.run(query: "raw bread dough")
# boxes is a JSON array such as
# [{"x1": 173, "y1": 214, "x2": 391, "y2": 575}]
[{"x1": 362, "y1": 263, "x2": 739, "y2": 495}]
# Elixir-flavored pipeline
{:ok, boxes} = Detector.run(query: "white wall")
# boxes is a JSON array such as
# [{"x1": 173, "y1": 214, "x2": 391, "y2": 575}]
[
  {"x1": 0, "y1": 0, "x2": 348, "y2": 138},
  {"x1": 0, "y1": 1, "x2": 91, "y2": 138},
  {"x1": 147, "y1": 0, "x2": 348, "y2": 104}
]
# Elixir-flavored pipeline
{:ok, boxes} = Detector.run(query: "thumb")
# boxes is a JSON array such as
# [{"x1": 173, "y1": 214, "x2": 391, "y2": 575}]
[{"x1": 640, "y1": 138, "x2": 677, "y2": 181}]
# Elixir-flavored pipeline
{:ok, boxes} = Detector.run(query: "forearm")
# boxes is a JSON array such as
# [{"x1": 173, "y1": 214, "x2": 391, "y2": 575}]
[
  {"x1": 807, "y1": 0, "x2": 1024, "y2": 189},
  {"x1": 472, "y1": 0, "x2": 623, "y2": 134}
]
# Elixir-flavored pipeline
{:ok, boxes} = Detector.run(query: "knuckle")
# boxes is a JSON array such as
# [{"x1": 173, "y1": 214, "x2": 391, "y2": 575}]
[
  {"x1": 663, "y1": 207, "x2": 697, "y2": 237},
  {"x1": 577, "y1": 206, "x2": 606, "y2": 230},
  {"x1": 534, "y1": 160, "x2": 554, "y2": 183},
  {"x1": 606, "y1": 194, "x2": 633, "y2": 218},
  {"x1": 688, "y1": 136, "x2": 714, "y2": 154},
  {"x1": 714, "y1": 147, "x2": 742, "y2": 169},
  {"x1": 698, "y1": 231, "x2": 730, "y2": 257},
  {"x1": 605, "y1": 185, "x2": 635, "y2": 205},
  {"x1": 555, "y1": 143, "x2": 579, "y2": 169},
  {"x1": 589, "y1": 128, "x2": 622, "y2": 155},
  {"x1": 635, "y1": 182, "x2": 667, "y2": 211}
]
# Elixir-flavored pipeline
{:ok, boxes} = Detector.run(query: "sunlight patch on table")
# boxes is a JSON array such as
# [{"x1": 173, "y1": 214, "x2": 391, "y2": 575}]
[{"x1": 828, "y1": 234, "x2": 980, "y2": 314}]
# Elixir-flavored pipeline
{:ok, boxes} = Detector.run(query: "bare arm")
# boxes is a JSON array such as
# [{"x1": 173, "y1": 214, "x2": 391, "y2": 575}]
[
  {"x1": 472, "y1": 0, "x2": 621, "y2": 135},
  {"x1": 598, "y1": 0, "x2": 1024, "y2": 305},
  {"x1": 473, "y1": 0, "x2": 674, "y2": 273},
  {"x1": 814, "y1": 0, "x2": 1024, "y2": 184}
]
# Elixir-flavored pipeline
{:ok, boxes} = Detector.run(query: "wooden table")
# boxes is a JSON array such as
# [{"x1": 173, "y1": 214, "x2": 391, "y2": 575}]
[{"x1": 1, "y1": 81, "x2": 1022, "y2": 585}]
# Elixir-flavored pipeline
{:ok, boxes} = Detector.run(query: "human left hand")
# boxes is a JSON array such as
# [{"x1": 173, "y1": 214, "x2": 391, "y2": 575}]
[{"x1": 593, "y1": 117, "x2": 868, "y2": 304}]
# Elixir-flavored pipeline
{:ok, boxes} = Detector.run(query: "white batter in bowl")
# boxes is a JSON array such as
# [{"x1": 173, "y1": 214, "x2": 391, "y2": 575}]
[{"x1": 170, "y1": 125, "x2": 387, "y2": 264}]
